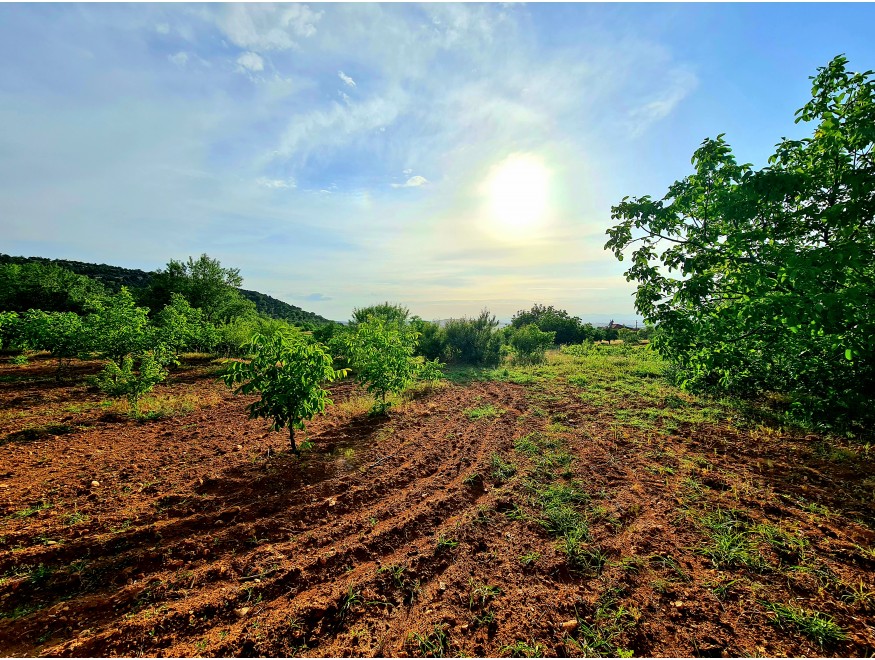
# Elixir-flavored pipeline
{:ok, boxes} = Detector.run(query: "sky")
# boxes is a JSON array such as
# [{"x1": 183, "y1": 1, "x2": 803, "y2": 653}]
[{"x1": 2, "y1": 3, "x2": 874, "y2": 323}]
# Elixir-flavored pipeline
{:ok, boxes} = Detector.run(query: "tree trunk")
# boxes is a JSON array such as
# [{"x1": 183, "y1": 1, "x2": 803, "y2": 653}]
[{"x1": 289, "y1": 426, "x2": 298, "y2": 454}]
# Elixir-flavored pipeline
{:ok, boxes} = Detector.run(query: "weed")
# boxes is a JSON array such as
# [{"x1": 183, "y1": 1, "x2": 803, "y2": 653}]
[
  {"x1": 698, "y1": 509, "x2": 765, "y2": 570},
  {"x1": 471, "y1": 609, "x2": 496, "y2": 629},
  {"x1": 514, "y1": 435, "x2": 541, "y2": 457},
  {"x1": 540, "y1": 504, "x2": 588, "y2": 539},
  {"x1": 337, "y1": 586, "x2": 362, "y2": 625},
  {"x1": 561, "y1": 534, "x2": 606, "y2": 574},
  {"x1": 490, "y1": 453, "x2": 517, "y2": 483},
  {"x1": 464, "y1": 404, "x2": 504, "y2": 420},
  {"x1": 409, "y1": 625, "x2": 451, "y2": 657},
  {"x1": 462, "y1": 472, "x2": 482, "y2": 487},
  {"x1": 503, "y1": 504, "x2": 526, "y2": 521},
  {"x1": 13, "y1": 500, "x2": 51, "y2": 518},
  {"x1": 839, "y1": 579, "x2": 874, "y2": 609},
  {"x1": 499, "y1": 640, "x2": 545, "y2": 657},
  {"x1": 63, "y1": 509, "x2": 89, "y2": 526},
  {"x1": 760, "y1": 601, "x2": 847, "y2": 646},
  {"x1": 468, "y1": 579, "x2": 501, "y2": 609},
  {"x1": 519, "y1": 552, "x2": 541, "y2": 567},
  {"x1": 27, "y1": 563, "x2": 53, "y2": 585},
  {"x1": 435, "y1": 535, "x2": 459, "y2": 553}
]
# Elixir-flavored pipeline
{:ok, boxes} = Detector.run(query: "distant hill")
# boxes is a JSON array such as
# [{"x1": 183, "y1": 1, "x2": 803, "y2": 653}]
[{"x1": 0, "y1": 254, "x2": 334, "y2": 325}]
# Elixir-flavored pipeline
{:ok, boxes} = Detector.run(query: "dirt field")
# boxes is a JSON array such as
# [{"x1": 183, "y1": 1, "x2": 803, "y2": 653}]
[{"x1": 1, "y1": 352, "x2": 873, "y2": 657}]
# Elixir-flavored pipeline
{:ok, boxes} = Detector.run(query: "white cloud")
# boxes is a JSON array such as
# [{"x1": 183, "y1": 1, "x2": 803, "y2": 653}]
[
  {"x1": 216, "y1": 4, "x2": 321, "y2": 51},
  {"x1": 338, "y1": 70, "x2": 356, "y2": 88},
  {"x1": 155, "y1": 23, "x2": 170, "y2": 35},
  {"x1": 391, "y1": 175, "x2": 428, "y2": 188},
  {"x1": 272, "y1": 92, "x2": 405, "y2": 161},
  {"x1": 627, "y1": 69, "x2": 698, "y2": 137},
  {"x1": 338, "y1": 91, "x2": 351, "y2": 105},
  {"x1": 257, "y1": 177, "x2": 296, "y2": 189},
  {"x1": 237, "y1": 51, "x2": 264, "y2": 73},
  {"x1": 167, "y1": 51, "x2": 189, "y2": 67}
]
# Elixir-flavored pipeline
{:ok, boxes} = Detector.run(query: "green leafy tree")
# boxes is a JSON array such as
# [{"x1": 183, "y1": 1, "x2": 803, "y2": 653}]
[
  {"x1": 19, "y1": 310, "x2": 86, "y2": 378},
  {"x1": 153, "y1": 293, "x2": 220, "y2": 354},
  {"x1": 511, "y1": 304, "x2": 584, "y2": 345},
  {"x1": 84, "y1": 287, "x2": 153, "y2": 363},
  {"x1": 91, "y1": 349, "x2": 175, "y2": 416},
  {"x1": 605, "y1": 55, "x2": 875, "y2": 426},
  {"x1": 0, "y1": 262, "x2": 105, "y2": 314},
  {"x1": 508, "y1": 324, "x2": 556, "y2": 365},
  {"x1": 0, "y1": 311, "x2": 19, "y2": 351},
  {"x1": 343, "y1": 315, "x2": 420, "y2": 415},
  {"x1": 221, "y1": 333, "x2": 347, "y2": 453},
  {"x1": 143, "y1": 254, "x2": 255, "y2": 323},
  {"x1": 350, "y1": 301, "x2": 410, "y2": 328}
]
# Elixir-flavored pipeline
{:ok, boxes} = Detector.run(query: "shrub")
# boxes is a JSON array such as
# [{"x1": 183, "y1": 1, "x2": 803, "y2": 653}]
[
  {"x1": 83, "y1": 287, "x2": 153, "y2": 363},
  {"x1": 221, "y1": 333, "x2": 347, "y2": 453},
  {"x1": 509, "y1": 324, "x2": 555, "y2": 365},
  {"x1": 410, "y1": 316, "x2": 447, "y2": 361},
  {"x1": 19, "y1": 310, "x2": 87, "y2": 377},
  {"x1": 443, "y1": 310, "x2": 502, "y2": 366},
  {"x1": 92, "y1": 349, "x2": 175, "y2": 416}
]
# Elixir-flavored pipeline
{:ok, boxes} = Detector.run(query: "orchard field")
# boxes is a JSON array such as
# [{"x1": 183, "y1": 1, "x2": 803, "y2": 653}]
[{"x1": 1, "y1": 346, "x2": 873, "y2": 657}]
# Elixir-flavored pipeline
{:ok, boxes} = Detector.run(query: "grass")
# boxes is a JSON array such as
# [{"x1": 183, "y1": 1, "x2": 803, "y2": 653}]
[
  {"x1": 13, "y1": 500, "x2": 51, "y2": 518},
  {"x1": 490, "y1": 453, "x2": 517, "y2": 483},
  {"x1": 468, "y1": 579, "x2": 501, "y2": 609},
  {"x1": 435, "y1": 534, "x2": 459, "y2": 553},
  {"x1": 499, "y1": 640, "x2": 545, "y2": 657},
  {"x1": 761, "y1": 601, "x2": 847, "y2": 646},
  {"x1": 464, "y1": 404, "x2": 505, "y2": 420},
  {"x1": 408, "y1": 625, "x2": 451, "y2": 657}
]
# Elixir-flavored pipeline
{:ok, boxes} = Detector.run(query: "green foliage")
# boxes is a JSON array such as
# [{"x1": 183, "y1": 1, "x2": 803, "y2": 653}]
[
  {"x1": 142, "y1": 254, "x2": 255, "y2": 323},
  {"x1": 92, "y1": 350, "x2": 174, "y2": 416},
  {"x1": 350, "y1": 301, "x2": 410, "y2": 328},
  {"x1": 84, "y1": 287, "x2": 153, "y2": 363},
  {"x1": 409, "y1": 316, "x2": 447, "y2": 361},
  {"x1": 0, "y1": 260, "x2": 106, "y2": 314},
  {"x1": 443, "y1": 310, "x2": 502, "y2": 366},
  {"x1": 508, "y1": 324, "x2": 555, "y2": 365},
  {"x1": 153, "y1": 293, "x2": 217, "y2": 354},
  {"x1": 19, "y1": 310, "x2": 86, "y2": 376},
  {"x1": 221, "y1": 333, "x2": 346, "y2": 452},
  {"x1": 0, "y1": 311, "x2": 20, "y2": 351},
  {"x1": 343, "y1": 315, "x2": 419, "y2": 414},
  {"x1": 511, "y1": 304, "x2": 589, "y2": 345},
  {"x1": 605, "y1": 55, "x2": 875, "y2": 428},
  {"x1": 761, "y1": 601, "x2": 847, "y2": 647},
  {"x1": 416, "y1": 357, "x2": 446, "y2": 383}
]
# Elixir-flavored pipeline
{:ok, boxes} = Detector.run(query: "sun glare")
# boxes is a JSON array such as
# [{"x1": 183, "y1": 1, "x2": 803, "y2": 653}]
[{"x1": 482, "y1": 153, "x2": 551, "y2": 240}]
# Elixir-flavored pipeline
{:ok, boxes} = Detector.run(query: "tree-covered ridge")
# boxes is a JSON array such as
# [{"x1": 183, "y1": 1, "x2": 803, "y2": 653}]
[{"x1": 0, "y1": 254, "x2": 333, "y2": 325}]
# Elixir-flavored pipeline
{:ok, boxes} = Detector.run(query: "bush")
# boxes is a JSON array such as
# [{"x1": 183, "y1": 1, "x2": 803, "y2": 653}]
[
  {"x1": 350, "y1": 302, "x2": 409, "y2": 328},
  {"x1": 83, "y1": 287, "x2": 153, "y2": 363},
  {"x1": 443, "y1": 310, "x2": 502, "y2": 367},
  {"x1": 509, "y1": 324, "x2": 555, "y2": 365},
  {"x1": 92, "y1": 349, "x2": 175, "y2": 416},
  {"x1": 410, "y1": 317, "x2": 447, "y2": 361}
]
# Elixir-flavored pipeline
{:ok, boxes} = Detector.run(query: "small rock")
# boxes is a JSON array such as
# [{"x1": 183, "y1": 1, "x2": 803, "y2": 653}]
[
  {"x1": 91, "y1": 481, "x2": 100, "y2": 488},
  {"x1": 235, "y1": 445, "x2": 243, "y2": 452},
  {"x1": 673, "y1": 600, "x2": 684, "y2": 608},
  {"x1": 236, "y1": 607, "x2": 250, "y2": 617},
  {"x1": 438, "y1": 581, "x2": 447, "y2": 591},
  {"x1": 561, "y1": 619, "x2": 578, "y2": 632}
]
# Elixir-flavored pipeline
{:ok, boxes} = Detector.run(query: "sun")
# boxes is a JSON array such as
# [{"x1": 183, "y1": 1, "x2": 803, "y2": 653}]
[{"x1": 482, "y1": 153, "x2": 551, "y2": 239}]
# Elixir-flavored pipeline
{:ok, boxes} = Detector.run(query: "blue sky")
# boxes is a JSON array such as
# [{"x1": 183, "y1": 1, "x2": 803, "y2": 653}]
[{"x1": 2, "y1": 3, "x2": 873, "y2": 323}]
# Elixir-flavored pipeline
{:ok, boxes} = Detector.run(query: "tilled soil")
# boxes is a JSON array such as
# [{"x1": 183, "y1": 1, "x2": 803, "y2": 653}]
[{"x1": 0, "y1": 356, "x2": 873, "y2": 657}]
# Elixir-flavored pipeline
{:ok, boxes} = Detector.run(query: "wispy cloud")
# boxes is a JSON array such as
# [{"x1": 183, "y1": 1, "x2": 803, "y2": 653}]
[
  {"x1": 214, "y1": 3, "x2": 322, "y2": 51},
  {"x1": 391, "y1": 175, "x2": 428, "y2": 188},
  {"x1": 167, "y1": 51, "x2": 188, "y2": 67},
  {"x1": 236, "y1": 51, "x2": 264, "y2": 73},
  {"x1": 338, "y1": 70, "x2": 356, "y2": 88},
  {"x1": 257, "y1": 177, "x2": 296, "y2": 189},
  {"x1": 626, "y1": 68, "x2": 698, "y2": 137}
]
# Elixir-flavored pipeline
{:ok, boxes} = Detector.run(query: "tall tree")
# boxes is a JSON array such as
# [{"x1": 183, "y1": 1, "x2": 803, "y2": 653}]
[{"x1": 605, "y1": 55, "x2": 875, "y2": 426}]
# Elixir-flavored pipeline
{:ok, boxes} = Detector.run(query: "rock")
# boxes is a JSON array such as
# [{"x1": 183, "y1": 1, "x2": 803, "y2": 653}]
[
  {"x1": 438, "y1": 581, "x2": 447, "y2": 591},
  {"x1": 236, "y1": 607, "x2": 250, "y2": 617},
  {"x1": 561, "y1": 619, "x2": 578, "y2": 632},
  {"x1": 91, "y1": 481, "x2": 100, "y2": 488},
  {"x1": 235, "y1": 445, "x2": 243, "y2": 452}
]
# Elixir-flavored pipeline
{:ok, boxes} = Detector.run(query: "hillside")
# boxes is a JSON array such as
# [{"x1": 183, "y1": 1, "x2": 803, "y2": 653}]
[{"x1": 0, "y1": 254, "x2": 333, "y2": 325}]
